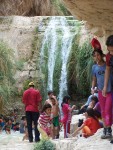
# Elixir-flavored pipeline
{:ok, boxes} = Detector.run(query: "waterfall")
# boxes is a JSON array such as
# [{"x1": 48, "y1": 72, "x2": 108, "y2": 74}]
[
  {"x1": 40, "y1": 17, "x2": 58, "y2": 92},
  {"x1": 40, "y1": 16, "x2": 76, "y2": 102},
  {"x1": 58, "y1": 17, "x2": 74, "y2": 107}
]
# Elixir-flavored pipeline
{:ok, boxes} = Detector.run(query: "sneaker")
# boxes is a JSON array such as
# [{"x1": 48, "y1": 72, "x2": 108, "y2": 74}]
[
  {"x1": 101, "y1": 128, "x2": 107, "y2": 139},
  {"x1": 106, "y1": 127, "x2": 112, "y2": 139}
]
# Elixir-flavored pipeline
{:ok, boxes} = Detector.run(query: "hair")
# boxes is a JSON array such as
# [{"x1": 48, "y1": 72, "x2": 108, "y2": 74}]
[
  {"x1": 41, "y1": 103, "x2": 52, "y2": 113},
  {"x1": 29, "y1": 85, "x2": 34, "y2": 88},
  {"x1": 91, "y1": 96, "x2": 98, "y2": 104},
  {"x1": 106, "y1": 35, "x2": 113, "y2": 46},
  {"x1": 86, "y1": 108, "x2": 97, "y2": 120},
  {"x1": 92, "y1": 49, "x2": 104, "y2": 56},
  {"x1": 61, "y1": 95, "x2": 71, "y2": 107},
  {"x1": 94, "y1": 110, "x2": 101, "y2": 118},
  {"x1": 21, "y1": 116, "x2": 26, "y2": 120},
  {"x1": 48, "y1": 90, "x2": 53, "y2": 95}
]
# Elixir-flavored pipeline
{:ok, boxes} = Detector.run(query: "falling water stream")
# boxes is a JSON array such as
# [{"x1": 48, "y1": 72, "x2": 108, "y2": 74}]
[{"x1": 40, "y1": 16, "x2": 77, "y2": 105}]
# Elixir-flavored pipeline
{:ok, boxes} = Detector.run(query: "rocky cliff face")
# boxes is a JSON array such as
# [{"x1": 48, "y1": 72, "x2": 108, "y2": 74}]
[
  {"x1": 0, "y1": 16, "x2": 42, "y2": 89},
  {"x1": 0, "y1": 0, "x2": 70, "y2": 16},
  {"x1": 62, "y1": 0, "x2": 113, "y2": 38}
]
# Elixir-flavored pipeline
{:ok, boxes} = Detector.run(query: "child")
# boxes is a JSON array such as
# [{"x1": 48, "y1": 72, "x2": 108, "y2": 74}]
[
  {"x1": 38, "y1": 103, "x2": 52, "y2": 140},
  {"x1": 5, "y1": 118, "x2": 12, "y2": 134},
  {"x1": 51, "y1": 98, "x2": 60, "y2": 139},
  {"x1": 92, "y1": 49, "x2": 113, "y2": 139},
  {"x1": 23, "y1": 117, "x2": 28, "y2": 141},
  {"x1": 61, "y1": 95, "x2": 76, "y2": 138},
  {"x1": 20, "y1": 116, "x2": 26, "y2": 134},
  {"x1": 45, "y1": 91, "x2": 60, "y2": 139},
  {"x1": 79, "y1": 89, "x2": 98, "y2": 114},
  {"x1": 88, "y1": 95, "x2": 98, "y2": 109},
  {"x1": 68, "y1": 108, "x2": 100, "y2": 138}
]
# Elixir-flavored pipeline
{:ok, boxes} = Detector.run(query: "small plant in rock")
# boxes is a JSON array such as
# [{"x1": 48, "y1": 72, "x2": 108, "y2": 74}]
[{"x1": 34, "y1": 140, "x2": 56, "y2": 150}]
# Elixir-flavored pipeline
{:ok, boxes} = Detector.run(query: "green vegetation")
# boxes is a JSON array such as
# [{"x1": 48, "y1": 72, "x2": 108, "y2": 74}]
[
  {"x1": 51, "y1": 0, "x2": 71, "y2": 16},
  {"x1": 15, "y1": 59, "x2": 24, "y2": 71},
  {"x1": 34, "y1": 140, "x2": 55, "y2": 150},
  {"x1": 0, "y1": 41, "x2": 16, "y2": 103},
  {"x1": 68, "y1": 38, "x2": 94, "y2": 98}
]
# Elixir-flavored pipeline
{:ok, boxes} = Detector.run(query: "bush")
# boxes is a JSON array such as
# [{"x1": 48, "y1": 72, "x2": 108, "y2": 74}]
[{"x1": 34, "y1": 140, "x2": 55, "y2": 150}]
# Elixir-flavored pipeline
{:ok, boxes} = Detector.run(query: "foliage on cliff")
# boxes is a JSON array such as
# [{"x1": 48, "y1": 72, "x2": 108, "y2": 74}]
[
  {"x1": 68, "y1": 39, "x2": 94, "y2": 98},
  {"x1": 0, "y1": 41, "x2": 16, "y2": 113}
]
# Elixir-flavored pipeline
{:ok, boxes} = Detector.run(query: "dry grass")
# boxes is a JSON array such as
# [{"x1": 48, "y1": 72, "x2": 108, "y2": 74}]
[
  {"x1": 0, "y1": 0, "x2": 62, "y2": 16},
  {"x1": 0, "y1": 0, "x2": 33, "y2": 16}
]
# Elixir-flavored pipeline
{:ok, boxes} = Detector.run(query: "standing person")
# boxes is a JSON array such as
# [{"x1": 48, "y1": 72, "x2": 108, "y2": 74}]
[
  {"x1": 102, "y1": 35, "x2": 113, "y2": 97},
  {"x1": 45, "y1": 91, "x2": 60, "y2": 139},
  {"x1": 92, "y1": 49, "x2": 113, "y2": 139},
  {"x1": 61, "y1": 95, "x2": 76, "y2": 138},
  {"x1": 51, "y1": 98, "x2": 60, "y2": 139},
  {"x1": 102, "y1": 35, "x2": 113, "y2": 143},
  {"x1": 22, "y1": 82, "x2": 42, "y2": 142}
]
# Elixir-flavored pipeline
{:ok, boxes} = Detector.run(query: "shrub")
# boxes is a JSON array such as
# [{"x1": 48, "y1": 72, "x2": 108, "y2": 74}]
[{"x1": 34, "y1": 140, "x2": 55, "y2": 150}]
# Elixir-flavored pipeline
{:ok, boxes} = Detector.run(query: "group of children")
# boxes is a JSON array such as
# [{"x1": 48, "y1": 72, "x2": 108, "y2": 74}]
[
  {"x1": 44, "y1": 35, "x2": 113, "y2": 141},
  {"x1": 0, "y1": 110, "x2": 20, "y2": 134},
  {"x1": 38, "y1": 91, "x2": 101, "y2": 140}
]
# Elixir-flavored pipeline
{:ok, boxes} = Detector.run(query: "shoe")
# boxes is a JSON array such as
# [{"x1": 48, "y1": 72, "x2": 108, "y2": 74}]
[
  {"x1": 35, "y1": 139, "x2": 40, "y2": 142},
  {"x1": 101, "y1": 127, "x2": 112, "y2": 139},
  {"x1": 106, "y1": 127, "x2": 112, "y2": 139},
  {"x1": 110, "y1": 139, "x2": 113, "y2": 144},
  {"x1": 101, "y1": 128, "x2": 107, "y2": 139}
]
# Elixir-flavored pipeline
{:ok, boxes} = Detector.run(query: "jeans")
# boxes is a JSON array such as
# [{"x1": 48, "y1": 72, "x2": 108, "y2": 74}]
[{"x1": 26, "y1": 111, "x2": 40, "y2": 142}]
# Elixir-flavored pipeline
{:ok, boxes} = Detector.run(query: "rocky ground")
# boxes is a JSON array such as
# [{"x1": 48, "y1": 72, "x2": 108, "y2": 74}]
[
  {"x1": 1, "y1": 115, "x2": 113, "y2": 150},
  {"x1": 0, "y1": 131, "x2": 34, "y2": 150}
]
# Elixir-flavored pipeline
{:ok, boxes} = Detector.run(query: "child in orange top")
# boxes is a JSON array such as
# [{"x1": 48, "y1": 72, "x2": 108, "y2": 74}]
[{"x1": 68, "y1": 108, "x2": 101, "y2": 138}]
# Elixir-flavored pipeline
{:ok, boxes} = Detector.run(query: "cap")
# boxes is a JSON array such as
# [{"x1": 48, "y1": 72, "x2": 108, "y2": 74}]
[{"x1": 28, "y1": 82, "x2": 34, "y2": 86}]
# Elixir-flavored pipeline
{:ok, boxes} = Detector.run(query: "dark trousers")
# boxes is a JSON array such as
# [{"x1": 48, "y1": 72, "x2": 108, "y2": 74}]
[{"x1": 26, "y1": 111, "x2": 40, "y2": 142}]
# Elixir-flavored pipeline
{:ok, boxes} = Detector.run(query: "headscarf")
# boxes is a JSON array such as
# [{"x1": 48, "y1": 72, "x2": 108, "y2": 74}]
[{"x1": 91, "y1": 38, "x2": 102, "y2": 50}]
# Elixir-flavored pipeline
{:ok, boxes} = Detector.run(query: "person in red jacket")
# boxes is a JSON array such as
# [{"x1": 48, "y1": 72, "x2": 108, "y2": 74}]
[{"x1": 22, "y1": 82, "x2": 42, "y2": 142}]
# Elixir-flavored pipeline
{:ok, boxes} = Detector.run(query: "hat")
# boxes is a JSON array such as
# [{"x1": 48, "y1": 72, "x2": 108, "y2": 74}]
[
  {"x1": 91, "y1": 38, "x2": 102, "y2": 50},
  {"x1": 28, "y1": 82, "x2": 34, "y2": 86}
]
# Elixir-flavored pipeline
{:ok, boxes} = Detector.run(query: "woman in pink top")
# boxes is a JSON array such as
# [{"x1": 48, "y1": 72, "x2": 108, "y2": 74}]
[{"x1": 61, "y1": 95, "x2": 76, "y2": 138}]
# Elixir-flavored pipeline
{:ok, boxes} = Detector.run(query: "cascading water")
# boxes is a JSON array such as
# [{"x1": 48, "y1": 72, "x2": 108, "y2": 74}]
[
  {"x1": 40, "y1": 17, "x2": 58, "y2": 92},
  {"x1": 58, "y1": 17, "x2": 75, "y2": 107},
  {"x1": 40, "y1": 16, "x2": 78, "y2": 103}
]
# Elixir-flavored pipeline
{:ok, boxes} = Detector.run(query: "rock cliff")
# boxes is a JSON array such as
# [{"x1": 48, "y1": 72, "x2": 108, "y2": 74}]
[
  {"x1": 0, "y1": 0, "x2": 70, "y2": 16},
  {"x1": 62, "y1": 0, "x2": 113, "y2": 38}
]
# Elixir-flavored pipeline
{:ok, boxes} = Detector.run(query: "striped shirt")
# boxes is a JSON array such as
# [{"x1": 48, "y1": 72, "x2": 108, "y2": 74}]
[{"x1": 38, "y1": 112, "x2": 51, "y2": 127}]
